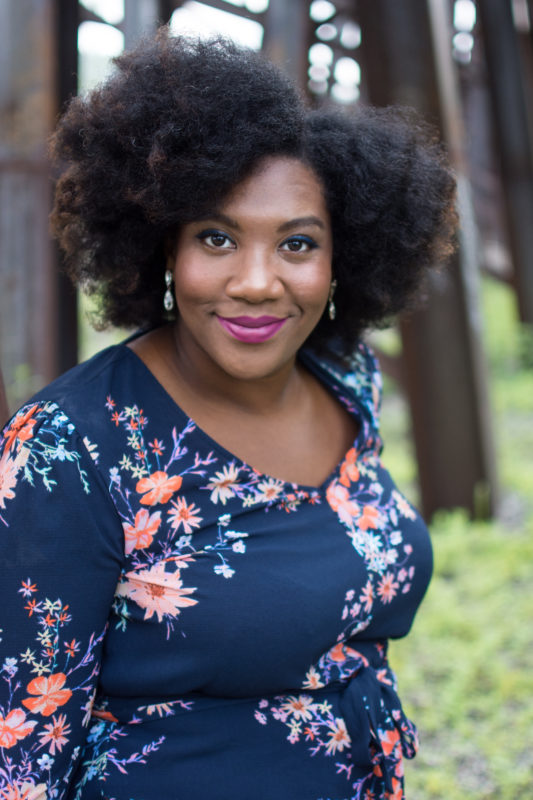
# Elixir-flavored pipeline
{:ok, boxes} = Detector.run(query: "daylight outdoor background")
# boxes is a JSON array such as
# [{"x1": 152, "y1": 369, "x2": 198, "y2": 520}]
[{"x1": 1, "y1": 2, "x2": 532, "y2": 797}]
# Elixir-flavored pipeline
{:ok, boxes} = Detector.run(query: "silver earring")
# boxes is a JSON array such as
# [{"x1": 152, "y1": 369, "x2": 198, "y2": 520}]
[
  {"x1": 163, "y1": 269, "x2": 174, "y2": 312},
  {"x1": 328, "y1": 279, "x2": 337, "y2": 321}
]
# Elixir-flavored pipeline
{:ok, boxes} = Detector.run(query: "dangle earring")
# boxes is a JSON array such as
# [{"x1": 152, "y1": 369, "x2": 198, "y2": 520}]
[
  {"x1": 328, "y1": 279, "x2": 337, "y2": 321},
  {"x1": 163, "y1": 269, "x2": 175, "y2": 312}
]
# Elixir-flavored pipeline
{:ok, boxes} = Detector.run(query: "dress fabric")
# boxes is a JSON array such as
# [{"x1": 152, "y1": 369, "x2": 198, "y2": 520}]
[{"x1": 0, "y1": 340, "x2": 432, "y2": 800}]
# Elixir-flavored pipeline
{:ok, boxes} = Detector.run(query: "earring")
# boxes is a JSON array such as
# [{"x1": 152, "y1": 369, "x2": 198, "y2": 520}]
[
  {"x1": 163, "y1": 269, "x2": 174, "y2": 312},
  {"x1": 328, "y1": 279, "x2": 337, "y2": 321}
]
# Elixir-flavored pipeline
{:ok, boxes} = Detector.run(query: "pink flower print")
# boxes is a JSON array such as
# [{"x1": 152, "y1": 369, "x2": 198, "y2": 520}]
[
  {"x1": 326, "y1": 482, "x2": 359, "y2": 526},
  {"x1": 123, "y1": 509, "x2": 162, "y2": 554},
  {"x1": 207, "y1": 464, "x2": 240, "y2": 505},
  {"x1": 377, "y1": 572, "x2": 400, "y2": 604},
  {"x1": 359, "y1": 579, "x2": 374, "y2": 613},
  {"x1": 0, "y1": 708, "x2": 37, "y2": 748},
  {"x1": 168, "y1": 497, "x2": 203, "y2": 534},
  {"x1": 280, "y1": 695, "x2": 315, "y2": 722},
  {"x1": 117, "y1": 562, "x2": 198, "y2": 622},
  {"x1": 325, "y1": 717, "x2": 351, "y2": 754},
  {"x1": 0, "y1": 454, "x2": 19, "y2": 509},
  {"x1": 38, "y1": 713, "x2": 71, "y2": 755}
]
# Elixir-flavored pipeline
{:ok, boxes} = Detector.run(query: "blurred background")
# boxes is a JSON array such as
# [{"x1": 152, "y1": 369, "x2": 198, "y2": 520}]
[{"x1": 1, "y1": 1, "x2": 532, "y2": 796}]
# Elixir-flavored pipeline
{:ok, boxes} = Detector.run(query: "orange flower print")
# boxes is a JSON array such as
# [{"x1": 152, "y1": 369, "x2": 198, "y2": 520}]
[
  {"x1": 167, "y1": 497, "x2": 203, "y2": 534},
  {"x1": 377, "y1": 572, "x2": 399, "y2": 604},
  {"x1": 358, "y1": 504, "x2": 380, "y2": 531},
  {"x1": 22, "y1": 672, "x2": 72, "y2": 717},
  {"x1": 136, "y1": 471, "x2": 182, "y2": 505},
  {"x1": 325, "y1": 717, "x2": 351, "y2": 755},
  {"x1": 380, "y1": 727, "x2": 401, "y2": 757},
  {"x1": 327, "y1": 641, "x2": 368, "y2": 666},
  {"x1": 0, "y1": 780, "x2": 47, "y2": 800},
  {"x1": 326, "y1": 482, "x2": 359, "y2": 526},
  {"x1": 0, "y1": 455, "x2": 19, "y2": 510},
  {"x1": 385, "y1": 776, "x2": 403, "y2": 800},
  {"x1": 38, "y1": 713, "x2": 71, "y2": 755},
  {"x1": 116, "y1": 562, "x2": 198, "y2": 622},
  {"x1": 339, "y1": 447, "x2": 360, "y2": 487},
  {"x1": 2, "y1": 405, "x2": 41, "y2": 453},
  {"x1": 0, "y1": 708, "x2": 37, "y2": 748},
  {"x1": 123, "y1": 508, "x2": 162, "y2": 554}
]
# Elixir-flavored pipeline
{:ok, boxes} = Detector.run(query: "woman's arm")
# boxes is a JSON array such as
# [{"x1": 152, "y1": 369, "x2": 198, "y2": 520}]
[{"x1": 0, "y1": 401, "x2": 124, "y2": 800}]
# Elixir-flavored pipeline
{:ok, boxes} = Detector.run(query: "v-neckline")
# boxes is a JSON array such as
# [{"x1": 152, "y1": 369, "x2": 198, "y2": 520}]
[{"x1": 118, "y1": 342, "x2": 373, "y2": 494}]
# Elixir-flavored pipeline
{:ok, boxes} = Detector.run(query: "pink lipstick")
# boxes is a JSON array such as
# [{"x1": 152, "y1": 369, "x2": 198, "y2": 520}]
[{"x1": 217, "y1": 315, "x2": 287, "y2": 343}]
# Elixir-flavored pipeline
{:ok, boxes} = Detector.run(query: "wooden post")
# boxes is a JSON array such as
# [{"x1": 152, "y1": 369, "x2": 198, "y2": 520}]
[
  {"x1": 477, "y1": 0, "x2": 533, "y2": 323},
  {"x1": 262, "y1": 0, "x2": 312, "y2": 86},
  {"x1": 357, "y1": 0, "x2": 498, "y2": 518},
  {"x1": 0, "y1": 0, "x2": 60, "y2": 412}
]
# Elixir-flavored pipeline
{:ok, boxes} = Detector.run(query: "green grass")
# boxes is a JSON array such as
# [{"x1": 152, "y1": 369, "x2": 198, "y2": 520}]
[{"x1": 380, "y1": 278, "x2": 533, "y2": 799}]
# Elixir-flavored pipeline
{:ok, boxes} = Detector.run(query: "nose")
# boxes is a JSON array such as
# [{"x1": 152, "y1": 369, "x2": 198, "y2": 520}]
[{"x1": 226, "y1": 246, "x2": 284, "y2": 303}]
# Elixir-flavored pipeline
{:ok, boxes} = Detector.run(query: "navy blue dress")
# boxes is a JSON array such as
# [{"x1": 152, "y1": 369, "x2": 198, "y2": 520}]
[{"x1": 0, "y1": 340, "x2": 432, "y2": 800}]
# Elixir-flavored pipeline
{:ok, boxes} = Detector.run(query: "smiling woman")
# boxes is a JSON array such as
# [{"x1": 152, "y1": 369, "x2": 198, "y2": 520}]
[{"x1": 0, "y1": 27, "x2": 456, "y2": 800}]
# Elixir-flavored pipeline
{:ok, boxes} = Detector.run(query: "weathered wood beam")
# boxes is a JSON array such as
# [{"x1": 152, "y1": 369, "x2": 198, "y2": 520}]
[
  {"x1": 262, "y1": 0, "x2": 312, "y2": 87},
  {"x1": 477, "y1": 0, "x2": 533, "y2": 323},
  {"x1": 357, "y1": 0, "x2": 498, "y2": 519},
  {"x1": 0, "y1": 0, "x2": 60, "y2": 411}
]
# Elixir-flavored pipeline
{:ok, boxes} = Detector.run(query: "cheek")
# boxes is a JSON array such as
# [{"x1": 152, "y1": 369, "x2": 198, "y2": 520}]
[{"x1": 172, "y1": 256, "x2": 219, "y2": 303}]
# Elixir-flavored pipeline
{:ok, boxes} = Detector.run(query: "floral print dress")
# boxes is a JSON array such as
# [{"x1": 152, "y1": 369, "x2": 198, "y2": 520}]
[{"x1": 0, "y1": 340, "x2": 432, "y2": 800}]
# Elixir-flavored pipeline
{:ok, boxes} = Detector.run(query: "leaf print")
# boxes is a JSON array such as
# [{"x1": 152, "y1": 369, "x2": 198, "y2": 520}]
[
  {"x1": 123, "y1": 509, "x2": 162, "y2": 554},
  {"x1": 22, "y1": 673, "x2": 72, "y2": 717},
  {"x1": 0, "y1": 708, "x2": 37, "y2": 748},
  {"x1": 136, "y1": 471, "x2": 183, "y2": 505},
  {"x1": 116, "y1": 562, "x2": 198, "y2": 622}
]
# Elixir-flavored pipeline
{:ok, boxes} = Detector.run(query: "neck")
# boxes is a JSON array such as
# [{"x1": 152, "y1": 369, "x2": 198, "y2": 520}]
[{"x1": 167, "y1": 323, "x2": 304, "y2": 416}]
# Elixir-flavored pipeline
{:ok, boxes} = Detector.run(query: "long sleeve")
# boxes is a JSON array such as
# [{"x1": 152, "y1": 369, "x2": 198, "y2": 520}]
[{"x1": 0, "y1": 401, "x2": 124, "y2": 800}]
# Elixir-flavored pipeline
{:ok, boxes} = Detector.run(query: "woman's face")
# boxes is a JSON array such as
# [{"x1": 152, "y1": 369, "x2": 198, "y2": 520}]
[{"x1": 170, "y1": 156, "x2": 333, "y2": 382}]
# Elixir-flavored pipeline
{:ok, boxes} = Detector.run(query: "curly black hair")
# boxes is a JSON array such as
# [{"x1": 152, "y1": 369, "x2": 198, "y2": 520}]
[{"x1": 50, "y1": 27, "x2": 457, "y2": 353}]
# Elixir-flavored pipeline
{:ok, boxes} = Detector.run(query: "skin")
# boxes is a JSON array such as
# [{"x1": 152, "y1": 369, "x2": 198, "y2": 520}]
[{"x1": 129, "y1": 157, "x2": 358, "y2": 486}]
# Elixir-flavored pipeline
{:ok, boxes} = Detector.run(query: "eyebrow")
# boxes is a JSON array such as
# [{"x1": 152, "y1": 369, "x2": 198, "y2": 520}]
[{"x1": 194, "y1": 212, "x2": 326, "y2": 233}]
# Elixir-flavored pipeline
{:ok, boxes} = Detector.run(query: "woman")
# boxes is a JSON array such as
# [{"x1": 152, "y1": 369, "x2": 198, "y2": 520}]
[{"x1": 0, "y1": 29, "x2": 456, "y2": 800}]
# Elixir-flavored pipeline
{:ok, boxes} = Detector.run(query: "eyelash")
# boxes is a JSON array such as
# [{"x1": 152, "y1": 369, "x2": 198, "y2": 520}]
[{"x1": 196, "y1": 230, "x2": 319, "y2": 253}]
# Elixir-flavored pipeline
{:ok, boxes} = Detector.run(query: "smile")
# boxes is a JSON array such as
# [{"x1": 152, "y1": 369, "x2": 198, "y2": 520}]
[{"x1": 216, "y1": 315, "x2": 288, "y2": 344}]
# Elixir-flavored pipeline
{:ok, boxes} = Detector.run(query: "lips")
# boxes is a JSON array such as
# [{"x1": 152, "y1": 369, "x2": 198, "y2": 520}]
[{"x1": 216, "y1": 315, "x2": 288, "y2": 343}]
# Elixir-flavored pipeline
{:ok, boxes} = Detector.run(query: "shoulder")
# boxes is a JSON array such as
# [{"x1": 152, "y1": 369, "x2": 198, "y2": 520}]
[
  {"x1": 301, "y1": 339, "x2": 382, "y2": 432},
  {"x1": 0, "y1": 345, "x2": 138, "y2": 500}
]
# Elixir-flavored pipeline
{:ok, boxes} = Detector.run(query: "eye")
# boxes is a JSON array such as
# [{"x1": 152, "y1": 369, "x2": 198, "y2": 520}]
[
  {"x1": 280, "y1": 236, "x2": 318, "y2": 254},
  {"x1": 197, "y1": 229, "x2": 235, "y2": 249}
]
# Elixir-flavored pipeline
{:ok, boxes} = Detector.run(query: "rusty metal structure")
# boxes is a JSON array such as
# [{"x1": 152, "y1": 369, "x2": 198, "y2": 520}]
[{"x1": 2, "y1": 0, "x2": 532, "y2": 520}]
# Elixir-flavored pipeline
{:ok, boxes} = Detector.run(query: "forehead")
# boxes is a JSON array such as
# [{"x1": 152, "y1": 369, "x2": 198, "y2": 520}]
[{"x1": 220, "y1": 157, "x2": 329, "y2": 222}]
